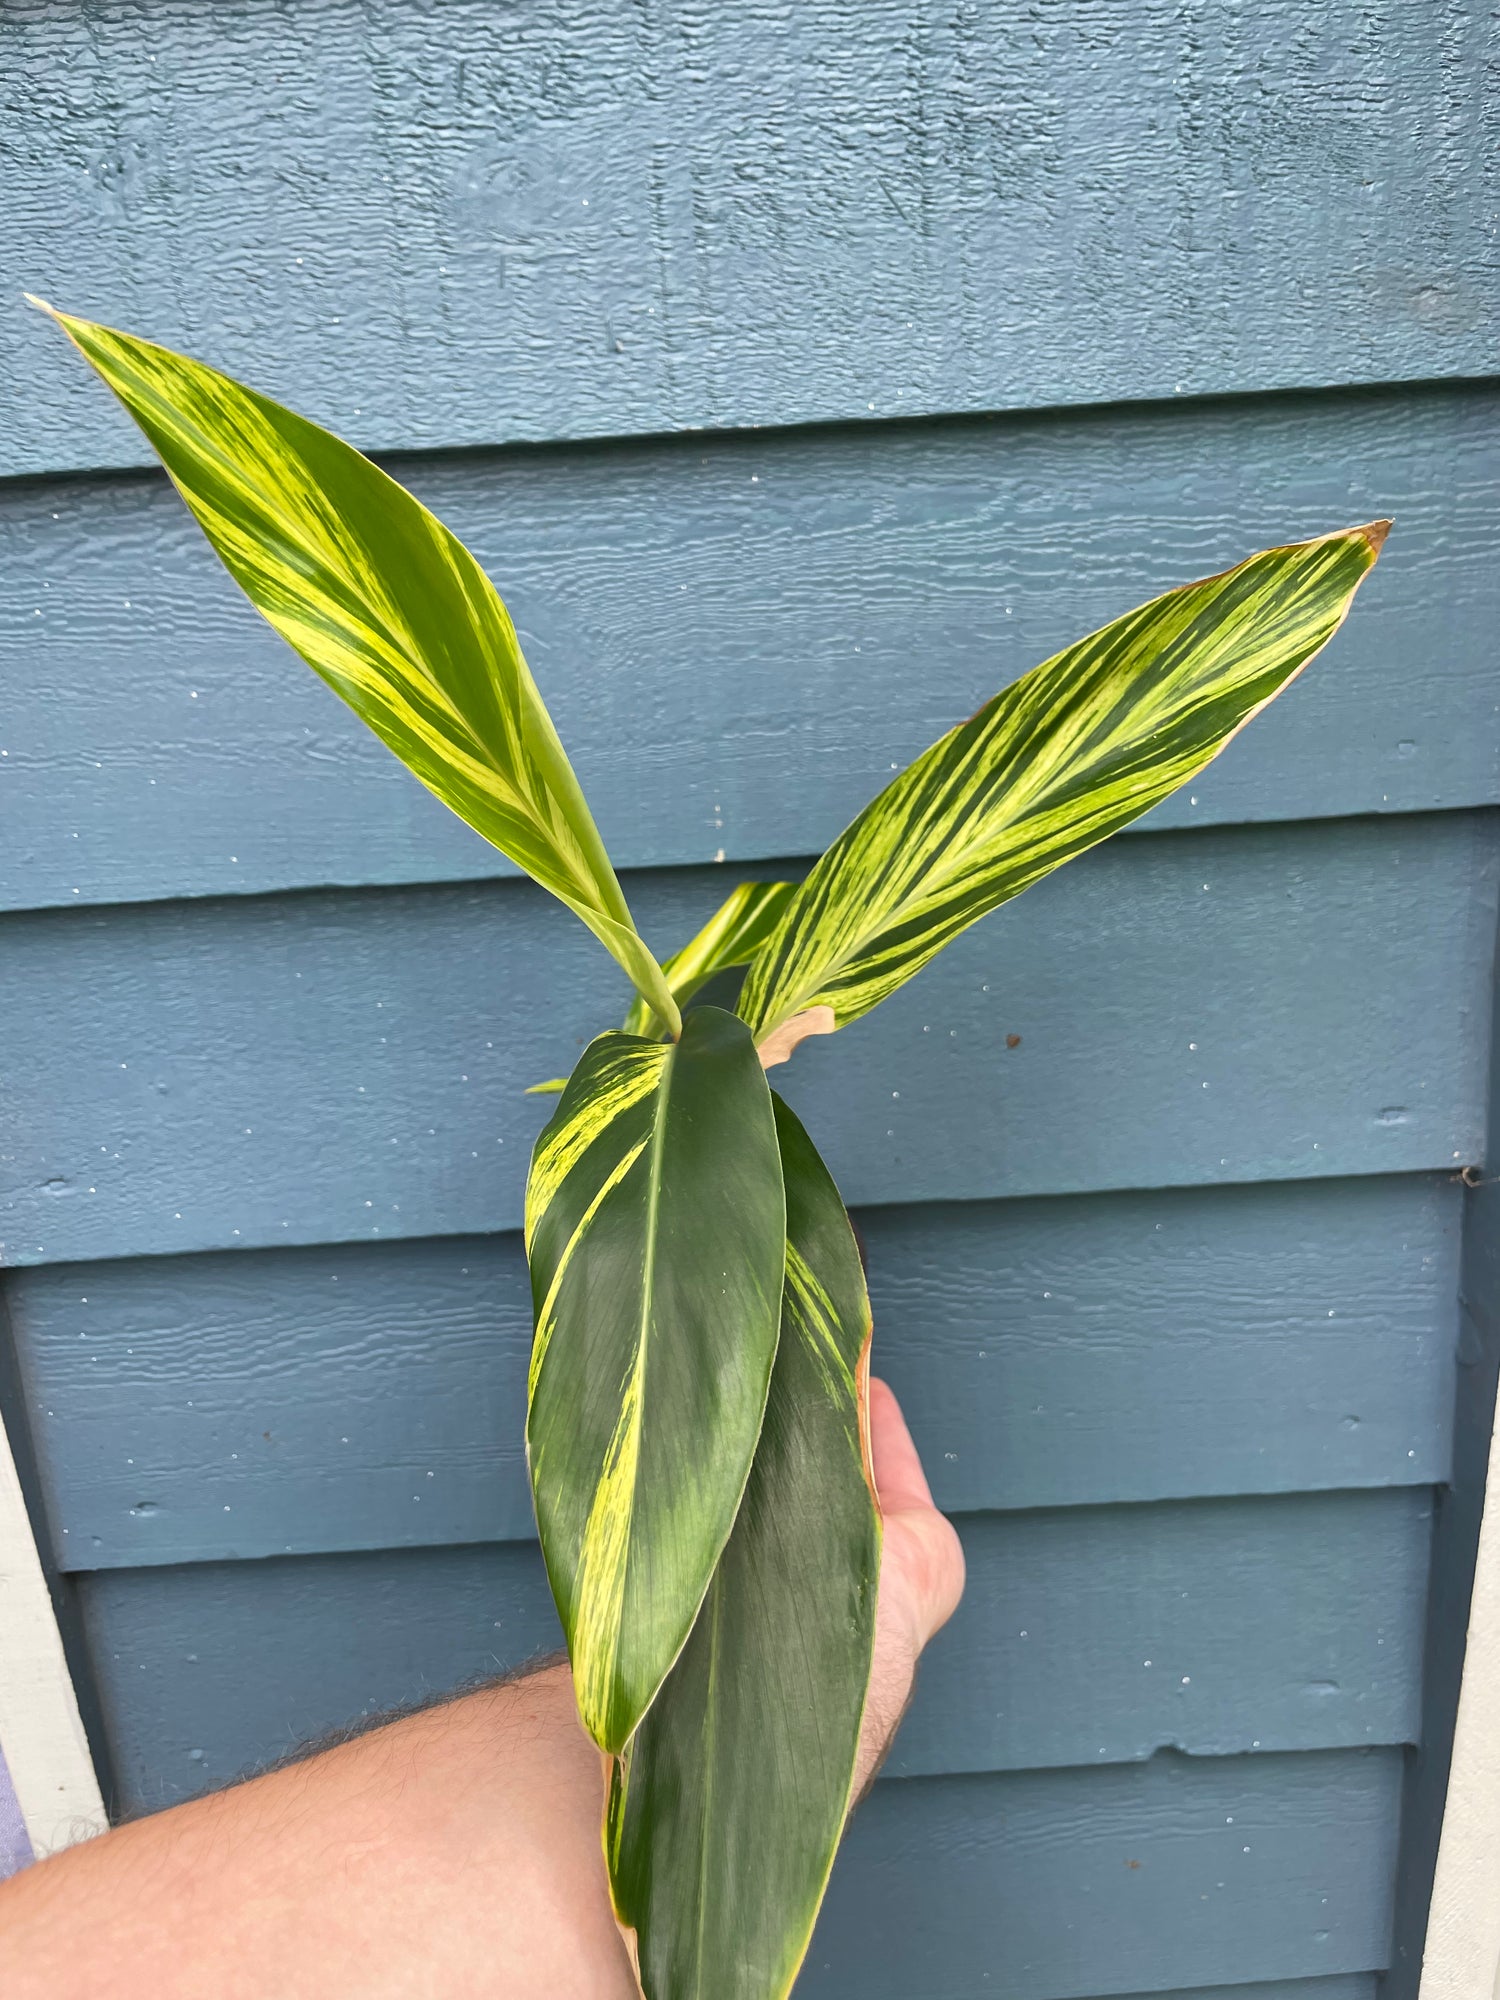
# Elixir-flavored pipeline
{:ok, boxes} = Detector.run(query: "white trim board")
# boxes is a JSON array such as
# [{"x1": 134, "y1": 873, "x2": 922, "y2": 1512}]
[
  {"x1": 0, "y1": 1408, "x2": 105, "y2": 1860},
  {"x1": 1421, "y1": 1397, "x2": 1500, "y2": 2000}
]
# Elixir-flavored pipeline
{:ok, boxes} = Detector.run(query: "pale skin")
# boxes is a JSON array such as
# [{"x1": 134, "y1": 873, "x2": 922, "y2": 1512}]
[{"x1": 0, "y1": 1378, "x2": 964, "y2": 1999}]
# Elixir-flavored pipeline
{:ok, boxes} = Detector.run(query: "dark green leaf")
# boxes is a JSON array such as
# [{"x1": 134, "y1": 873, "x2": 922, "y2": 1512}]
[
  {"x1": 525, "y1": 1008, "x2": 785, "y2": 1753},
  {"x1": 606, "y1": 1094, "x2": 880, "y2": 1998}
]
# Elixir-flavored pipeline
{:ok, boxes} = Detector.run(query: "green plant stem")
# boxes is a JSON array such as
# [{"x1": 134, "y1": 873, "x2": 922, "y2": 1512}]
[{"x1": 620, "y1": 946, "x2": 683, "y2": 1040}]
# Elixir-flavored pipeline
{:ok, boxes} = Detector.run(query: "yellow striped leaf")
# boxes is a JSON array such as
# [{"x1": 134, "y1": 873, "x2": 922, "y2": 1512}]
[
  {"x1": 34, "y1": 300, "x2": 678, "y2": 1032},
  {"x1": 606, "y1": 1094, "x2": 879, "y2": 2000},
  {"x1": 526, "y1": 1007, "x2": 786, "y2": 1753},
  {"x1": 739, "y1": 524, "x2": 1389, "y2": 1042}
]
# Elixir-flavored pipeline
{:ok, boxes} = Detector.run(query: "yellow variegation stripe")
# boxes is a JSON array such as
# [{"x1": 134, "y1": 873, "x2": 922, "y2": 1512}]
[
  {"x1": 524, "y1": 1040, "x2": 667, "y2": 1252},
  {"x1": 621, "y1": 880, "x2": 797, "y2": 1037},
  {"x1": 784, "y1": 1243, "x2": 863, "y2": 1426},
  {"x1": 560, "y1": 1044, "x2": 673, "y2": 1727},
  {"x1": 740, "y1": 524, "x2": 1389, "y2": 1041},
  {"x1": 34, "y1": 299, "x2": 679, "y2": 1033},
  {"x1": 528, "y1": 1134, "x2": 650, "y2": 1398},
  {"x1": 574, "y1": 1367, "x2": 645, "y2": 1732}
]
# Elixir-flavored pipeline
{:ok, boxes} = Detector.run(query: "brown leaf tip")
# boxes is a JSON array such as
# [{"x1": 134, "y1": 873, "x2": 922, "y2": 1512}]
[{"x1": 1359, "y1": 518, "x2": 1394, "y2": 556}]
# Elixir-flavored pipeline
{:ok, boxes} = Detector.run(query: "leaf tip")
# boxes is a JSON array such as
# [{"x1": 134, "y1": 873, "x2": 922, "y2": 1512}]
[
  {"x1": 22, "y1": 291, "x2": 58, "y2": 318},
  {"x1": 1358, "y1": 518, "x2": 1393, "y2": 557}
]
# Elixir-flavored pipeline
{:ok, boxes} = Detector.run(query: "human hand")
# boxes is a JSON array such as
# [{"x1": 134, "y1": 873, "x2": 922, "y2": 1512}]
[{"x1": 852, "y1": 1376, "x2": 967, "y2": 1798}]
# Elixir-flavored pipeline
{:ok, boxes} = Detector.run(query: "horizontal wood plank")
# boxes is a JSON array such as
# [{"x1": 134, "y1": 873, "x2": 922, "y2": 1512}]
[
  {"x1": 74, "y1": 1496, "x2": 1424, "y2": 1811},
  {"x1": 805, "y1": 1751, "x2": 1402, "y2": 1999},
  {"x1": 79, "y1": 1544, "x2": 564, "y2": 1815},
  {"x1": 3, "y1": 383, "x2": 1497, "y2": 912},
  {"x1": 1073, "y1": 1983, "x2": 1374, "y2": 2000},
  {"x1": 6, "y1": 1175, "x2": 1459, "y2": 1567},
  {"x1": 0, "y1": 816, "x2": 1490, "y2": 1266},
  {"x1": 891, "y1": 1489, "x2": 1427, "y2": 1778},
  {"x1": 866, "y1": 1176, "x2": 1460, "y2": 1518},
  {"x1": 4, "y1": 1, "x2": 1495, "y2": 476}
]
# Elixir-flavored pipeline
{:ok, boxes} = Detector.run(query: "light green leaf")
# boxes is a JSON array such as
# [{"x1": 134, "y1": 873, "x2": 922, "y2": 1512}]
[
  {"x1": 525, "y1": 1007, "x2": 785, "y2": 1753},
  {"x1": 620, "y1": 879, "x2": 796, "y2": 1036},
  {"x1": 739, "y1": 524, "x2": 1389, "y2": 1042},
  {"x1": 606, "y1": 1093, "x2": 879, "y2": 2000},
  {"x1": 34, "y1": 299, "x2": 678, "y2": 1033}
]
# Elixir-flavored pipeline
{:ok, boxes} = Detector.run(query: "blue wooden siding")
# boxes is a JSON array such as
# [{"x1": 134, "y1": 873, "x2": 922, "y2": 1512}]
[
  {"x1": 2, "y1": 6, "x2": 1497, "y2": 1998},
  {"x1": 4, "y1": 3, "x2": 1496, "y2": 476},
  {"x1": 5, "y1": 1175, "x2": 1462, "y2": 1567},
  {"x1": 3, "y1": 816, "x2": 1494, "y2": 1264},
  {"x1": 4, "y1": 385, "x2": 1498, "y2": 910}
]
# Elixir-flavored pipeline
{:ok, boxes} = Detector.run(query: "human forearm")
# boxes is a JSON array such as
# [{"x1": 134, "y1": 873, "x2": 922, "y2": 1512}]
[
  {"x1": 0, "y1": 1381, "x2": 962, "y2": 2000},
  {"x1": 0, "y1": 1662, "x2": 635, "y2": 2000}
]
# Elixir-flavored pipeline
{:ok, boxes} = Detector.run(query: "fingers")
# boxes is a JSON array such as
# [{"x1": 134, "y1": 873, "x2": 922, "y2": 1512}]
[
  {"x1": 867, "y1": 1377, "x2": 966, "y2": 1646},
  {"x1": 867, "y1": 1376, "x2": 936, "y2": 1514}
]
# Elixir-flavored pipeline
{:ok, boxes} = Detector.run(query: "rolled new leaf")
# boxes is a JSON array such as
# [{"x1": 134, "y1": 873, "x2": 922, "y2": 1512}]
[
  {"x1": 606, "y1": 1094, "x2": 880, "y2": 2000},
  {"x1": 35, "y1": 301, "x2": 678, "y2": 1033},
  {"x1": 739, "y1": 524, "x2": 1389, "y2": 1042},
  {"x1": 526, "y1": 1007, "x2": 786, "y2": 1753}
]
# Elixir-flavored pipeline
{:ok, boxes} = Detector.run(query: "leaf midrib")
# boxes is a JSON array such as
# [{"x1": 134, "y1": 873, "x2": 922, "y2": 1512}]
[{"x1": 616, "y1": 1039, "x2": 676, "y2": 1703}]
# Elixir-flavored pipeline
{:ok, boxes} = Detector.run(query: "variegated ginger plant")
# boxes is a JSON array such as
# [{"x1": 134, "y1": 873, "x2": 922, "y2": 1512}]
[{"x1": 36, "y1": 298, "x2": 1387, "y2": 2000}]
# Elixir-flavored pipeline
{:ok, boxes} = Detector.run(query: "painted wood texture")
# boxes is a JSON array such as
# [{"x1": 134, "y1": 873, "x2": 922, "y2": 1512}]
[
  {"x1": 1, "y1": 815, "x2": 1489, "y2": 1267},
  {"x1": 894, "y1": 1490, "x2": 1427, "y2": 1778},
  {"x1": 5, "y1": 2, "x2": 1496, "y2": 478},
  {"x1": 4, "y1": 7, "x2": 1494, "y2": 1989},
  {"x1": 802, "y1": 1751, "x2": 1403, "y2": 2000},
  {"x1": 5, "y1": 1174, "x2": 1459, "y2": 1570},
  {"x1": 3, "y1": 383, "x2": 1496, "y2": 913},
  {"x1": 1087, "y1": 1984, "x2": 1374, "y2": 2000},
  {"x1": 73, "y1": 1492, "x2": 1424, "y2": 1814}
]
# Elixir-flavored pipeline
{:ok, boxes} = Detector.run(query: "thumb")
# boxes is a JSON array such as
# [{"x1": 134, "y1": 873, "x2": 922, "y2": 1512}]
[{"x1": 868, "y1": 1376, "x2": 966, "y2": 1649}]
